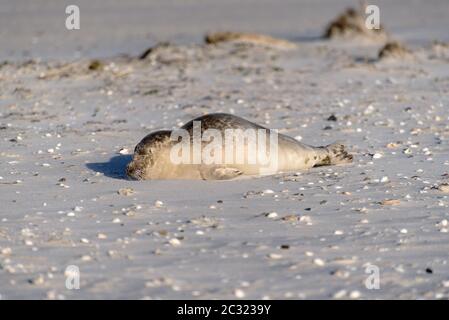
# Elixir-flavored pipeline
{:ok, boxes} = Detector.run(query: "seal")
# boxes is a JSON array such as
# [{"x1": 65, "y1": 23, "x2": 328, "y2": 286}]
[{"x1": 126, "y1": 113, "x2": 353, "y2": 180}]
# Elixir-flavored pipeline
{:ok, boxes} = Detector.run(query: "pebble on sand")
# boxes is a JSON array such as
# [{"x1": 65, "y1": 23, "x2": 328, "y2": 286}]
[
  {"x1": 118, "y1": 188, "x2": 134, "y2": 196},
  {"x1": 267, "y1": 253, "x2": 283, "y2": 260},
  {"x1": 1, "y1": 247, "x2": 12, "y2": 255},
  {"x1": 265, "y1": 212, "x2": 278, "y2": 219},
  {"x1": 169, "y1": 238, "x2": 181, "y2": 246},
  {"x1": 313, "y1": 258, "x2": 325, "y2": 266},
  {"x1": 154, "y1": 200, "x2": 164, "y2": 208},
  {"x1": 234, "y1": 288, "x2": 246, "y2": 298},
  {"x1": 118, "y1": 147, "x2": 130, "y2": 155}
]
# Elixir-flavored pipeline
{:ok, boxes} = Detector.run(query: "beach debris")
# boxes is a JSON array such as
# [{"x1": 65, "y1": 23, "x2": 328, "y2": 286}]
[
  {"x1": 386, "y1": 142, "x2": 399, "y2": 149},
  {"x1": 378, "y1": 41, "x2": 413, "y2": 60},
  {"x1": 88, "y1": 59, "x2": 104, "y2": 71},
  {"x1": 139, "y1": 42, "x2": 171, "y2": 60},
  {"x1": 118, "y1": 188, "x2": 134, "y2": 196},
  {"x1": 138, "y1": 42, "x2": 192, "y2": 65},
  {"x1": 324, "y1": 7, "x2": 387, "y2": 40},
  {"x1": 380, "y1": 199, "x2": 401, "y2": 206},
  {"x1": 281, "y1": 214, "x2": 300, "y2": 223},
  {"x1": 205, "y1": 31, "x2": 297, "y2": 50},
  {"x1": 188, "y1": 216, "x2": 219, "y2": 228}
]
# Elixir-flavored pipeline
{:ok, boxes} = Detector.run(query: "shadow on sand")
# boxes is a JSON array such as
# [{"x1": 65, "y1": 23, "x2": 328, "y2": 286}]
[{"x1": 86, "y1": 155, "x2": 132, "y2": 180}]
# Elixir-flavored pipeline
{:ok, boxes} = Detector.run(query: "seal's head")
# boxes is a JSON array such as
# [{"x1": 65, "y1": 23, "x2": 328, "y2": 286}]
[{"x1": 126, "y1": 130, "x2": 172, "y2": 180}]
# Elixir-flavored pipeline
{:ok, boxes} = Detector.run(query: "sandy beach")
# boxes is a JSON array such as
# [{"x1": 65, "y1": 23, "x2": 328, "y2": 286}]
[{"x1": 1, "y1": 0, "x2": 449, "y2": 299}]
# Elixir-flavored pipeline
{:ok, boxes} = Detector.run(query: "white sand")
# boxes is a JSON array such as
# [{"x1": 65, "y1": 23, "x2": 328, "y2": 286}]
[{"x1": 1, "y1": 0, "x2": 449, "y2": 299}]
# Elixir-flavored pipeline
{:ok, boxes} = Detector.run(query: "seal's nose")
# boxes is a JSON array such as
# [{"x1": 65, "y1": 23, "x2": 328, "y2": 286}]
[{"x1": 126, "y1": 162, "x2": 142, "y2": 180}]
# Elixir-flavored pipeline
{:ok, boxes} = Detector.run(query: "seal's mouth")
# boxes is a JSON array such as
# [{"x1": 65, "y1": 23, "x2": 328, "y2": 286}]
[{"x1": 126, "y1": 161, "x2": 144, "y2": 180}]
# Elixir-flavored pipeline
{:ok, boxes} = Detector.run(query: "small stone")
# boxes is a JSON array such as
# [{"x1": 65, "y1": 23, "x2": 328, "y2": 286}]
[
  {"x1": 400, "y1": 229, "x2": 408, "y2": 234},
  {"x1": 403, "y1": 148, "x2": 412, "y2": 155},
  {"x1": 81, "y1": 255, "x2": 92, "y2": 261},
  {"x1": 299, "y1": 215, "x2": 312, "y2": 225},
  {"x1": 437, "y1": 219, "x2": 448, "y2": 227},
  {"x1": 349, "y1": 291, "x2": 361, "y2": 299},
  {"x1": 168, "y1": 238, "x2": 181, "y2": 246},
  {"x1": 112, "y1": 218, "x2": 121, "y2": 224},
  {"x1": 118, "y1": 148, "x2": 129, "y2": 155},
  {"x1": 154, "y1": 200, "x2": 164, "y2": 208},
  {"x1": 124, "y1": 210, "x2": 136, "y2": 217},
  {"x1": 333, "y1": 290, "x2": 347, "y2": 299},
  {"x1": 438, "y1": 184, "x2": 449, "y2": 193},
  {"x1": 97, "y1": 233, "x2": 107, "y2": 239},
  {"x1": 234, "y1": 289, "x2": 246, "y2": 298},
  {"x1": 313, "y1": 258, "x2": 325, "y2": 266},
  {"x1": 380, "y1": 176, "x2": 389, "y2": 183},
  {"x1": 267, "y1": 253, "x2": 283, "y2": 260},
  {"x1": 1, "y1": 247, "x2": 12, "y2": 255},
  {"x1": 372, "y1": 153, "x2": 383, "y2": 159},
  {"x1": 80, "y1": 238, "x2": 90, "y2": 244},
  {"x1": 334, "y1": 230, "x2": 344, "y2": 235}
]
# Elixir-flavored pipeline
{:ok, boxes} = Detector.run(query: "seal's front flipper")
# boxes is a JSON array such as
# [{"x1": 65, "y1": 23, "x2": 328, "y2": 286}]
[{"x1": 201, "y1": 166, "x2": 243, "y2": 180}]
